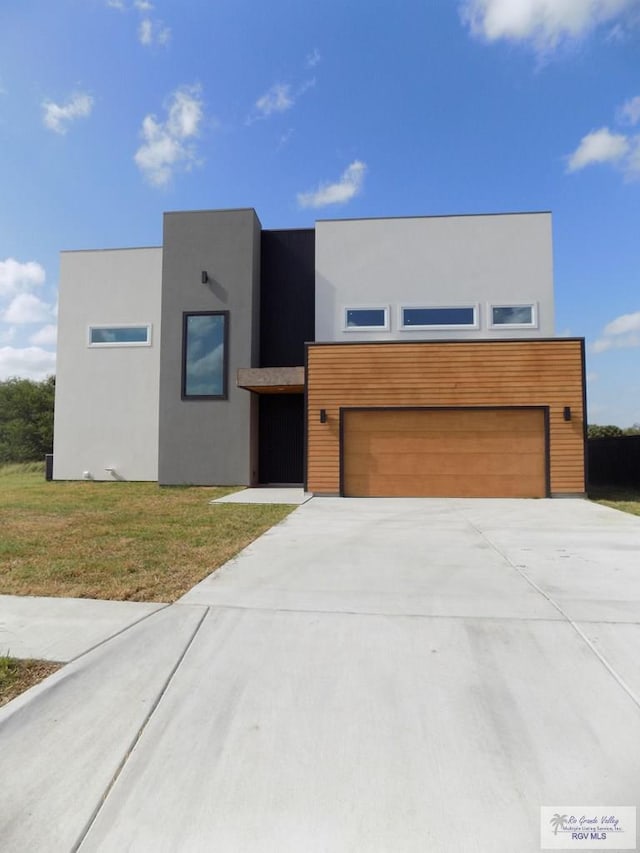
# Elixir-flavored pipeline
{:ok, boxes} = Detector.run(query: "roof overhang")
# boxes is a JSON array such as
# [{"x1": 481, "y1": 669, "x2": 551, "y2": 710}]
[{"x1": 237, "y1": 366, "x2": 305, "y2": 394}]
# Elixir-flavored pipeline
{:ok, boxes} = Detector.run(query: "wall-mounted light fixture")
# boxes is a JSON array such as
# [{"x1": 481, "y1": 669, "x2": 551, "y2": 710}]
[
  {"x1": 319, "y1": 409, "x2": 327, "y2": 424},
  {"x1": 201, "y1": 271, "x2": 209, "y2": 284},
  {"x1": 563, "y1": 406, "x2": 572, "y2": 422}
]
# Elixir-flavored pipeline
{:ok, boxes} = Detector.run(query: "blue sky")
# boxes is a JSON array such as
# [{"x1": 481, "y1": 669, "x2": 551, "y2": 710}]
[{"x1": 1, "y1": 0, "x2": 639, "y2": 425}]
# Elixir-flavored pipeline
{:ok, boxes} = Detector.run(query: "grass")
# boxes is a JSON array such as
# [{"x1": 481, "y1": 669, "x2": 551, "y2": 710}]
[
  {"x1": 0, "y1": 461, "x2": 46, "y2": 476},
  {"x1": 589, "y1": 485, "x2": 640, "y2": 518},
  {"x1": 0, "y1": 467, "x2": 294, "y2": 602},
  {"x1": 0, "y1": 655, "x2": 61, "y2": 708}
]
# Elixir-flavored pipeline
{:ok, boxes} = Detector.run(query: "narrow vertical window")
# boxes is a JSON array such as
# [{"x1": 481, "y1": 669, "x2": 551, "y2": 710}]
[{"x1": 182, "y1": 312, "x2": 228, "y2": 399}]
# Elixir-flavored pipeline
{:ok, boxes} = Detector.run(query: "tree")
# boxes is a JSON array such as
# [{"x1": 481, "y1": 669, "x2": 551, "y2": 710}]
[
  {"x1": 0, "y1": 376, "x2": 55, "y2": 463},
  {"x1": 587, "y1": 424, "x2": 624, "y2": 439}
]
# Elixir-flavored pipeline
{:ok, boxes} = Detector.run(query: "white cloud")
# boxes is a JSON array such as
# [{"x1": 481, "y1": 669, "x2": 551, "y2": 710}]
[
  {"x1": 29, "y1": 324, "x2": 58, "y2": 347},
  {"x1": 587, "y1": 372, "x2": 599, "y2": 382},
  {"x1": 246, "y1": 78, "x2": 317, "y2": 125},
  {"x1": 139, "y1": 18, "x2": 153, "y2": 44},
  {"x1": 107, "y1": 1, "x2": 170, "y2": 47},
  {"x1": 166, "y1": 87, "x2": 202, "y2": 137},
  {"x1": 0, "y1": 347, "x2": 56, "y2": 381},
  {"x1": 603, "y1": 310, "x2": 640, "y2": 335},
  {"x1": 0, "y1": 258, "x2": 45, "y2": 296},
  {"x1": 306, "y1": 48, "x2": 321, "y2": 68},
  {"x1": 42, "y1": 91, "x2": 93, "y2": 134},
  {"x1": 618, "y1": 94, "x2": 640, "y2": 125},
  {"x1": 255, "y1": 84, "x2": 293, "y2": 118},
  {"x1": 566, "y1": 127, "x2": 630, "y2": 172},
  {"x1": 592, "y1": 338, "x2": 610, "y2": 353},
  {"x1": 593, "y1": 333, "x2": 640, "y2": 352},
  {"x1": 134, "y1": 85, "x2": 204, "y2": 187},
  {"x1": 0, "y1": 260, "x2": 54, "y2": 361},
  {"x1": 138, "y1": 16, "x2": 170, "y2": 46},
  {"x1": 297, "y1": 160, "x2": 367, "y2": 208},
  {"x1": 106, "y1": 1, "x2": 153, "y2": 10},
  {"x1": 461, "y1": 0, "x2": 640, "y2": 53},
  {"x1": 3, "y1": 293, "x2": 54, "y2": 324},
  {"x1": 567, "y1": 95, "x2": 640, "y2": 180},
  {"x1": 593, "y1": 310, "x2": 640, "y2": 352},
  {"x1": 247, "y1": 58, "x2": 319, "y2": 126}
]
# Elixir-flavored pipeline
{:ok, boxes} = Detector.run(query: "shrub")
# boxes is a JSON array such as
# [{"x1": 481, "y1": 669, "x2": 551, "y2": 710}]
[{"x1": 0, "y1": 376, "x2": 55, "y2": 463}]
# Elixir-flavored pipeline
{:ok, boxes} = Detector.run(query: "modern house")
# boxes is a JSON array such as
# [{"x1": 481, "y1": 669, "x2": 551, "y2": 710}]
[{"x1": 53, "y1": 208, "x2": 586, "y2": 497}]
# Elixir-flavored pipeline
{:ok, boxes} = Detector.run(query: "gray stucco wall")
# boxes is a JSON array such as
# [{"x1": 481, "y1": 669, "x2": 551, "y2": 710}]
[
  {"x1": 158, "y1": 209, "x2": 261, "y2": 485},
  {"x1": 315, "y1": 212, "x2": 555, "y2": 342}
]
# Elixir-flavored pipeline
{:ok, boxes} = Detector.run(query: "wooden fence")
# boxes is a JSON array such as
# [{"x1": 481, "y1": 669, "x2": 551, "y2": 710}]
[{"x1": 588, "y1": 435, "x2": 640, "y2": 488}]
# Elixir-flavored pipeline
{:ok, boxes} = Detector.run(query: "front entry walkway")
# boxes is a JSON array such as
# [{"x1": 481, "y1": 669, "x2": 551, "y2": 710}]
[{"x1": 211, "y1": 487, "x2": 311, "y2": 505}]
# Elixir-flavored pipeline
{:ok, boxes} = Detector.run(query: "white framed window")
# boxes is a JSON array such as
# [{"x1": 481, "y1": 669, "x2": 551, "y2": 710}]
[
  {"x1": 400, "y1": 305, "x2": 479, "y2": 331},
  {"x1": 343, "y1": 306, "x2": 390, "y2": 331},
  {"x1": 88, "y1": 324, "x2": 152, "y2": 347},
  {"x1": 488, "y1": 303, "x2": 537, "y2": 329}
]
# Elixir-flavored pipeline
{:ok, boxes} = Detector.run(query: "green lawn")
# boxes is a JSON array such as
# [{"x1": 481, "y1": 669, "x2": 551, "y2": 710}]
[
  {"x1": 589, "y1": 485, "x2": 640, "y2": 518},
  {"x1": 0, "y1": 655, "x2": 61, "y2": 708},
  {"x1": 0, "y1": 465, "x2": 294, "y2": 602}
]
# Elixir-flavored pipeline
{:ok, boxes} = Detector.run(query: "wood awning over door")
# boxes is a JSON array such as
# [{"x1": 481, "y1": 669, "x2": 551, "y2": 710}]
[{"x1": 342, "y1": 408, "x2": 548, "y2": 498}]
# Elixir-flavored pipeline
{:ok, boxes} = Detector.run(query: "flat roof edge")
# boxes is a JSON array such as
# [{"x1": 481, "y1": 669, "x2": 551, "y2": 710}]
[
  {"x1": 163, "y1": 207, "x2": 259, "y2": 217},
  {"x1": 306, "y1": 336, "x2": 584, "y2": 347},
  {"x1": 316, "y1": 210, "x2": 552, "y2": 224},
  {"x1": 60, "y1": 246, "x2": 162, "y2": 254}
]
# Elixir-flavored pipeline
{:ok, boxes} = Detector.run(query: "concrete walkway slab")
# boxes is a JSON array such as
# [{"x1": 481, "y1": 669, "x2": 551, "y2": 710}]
[
  {"x1": 211, "y1": 487, "x2": 311, "y2": 504},
  {"x1": 0, "y1": 604, "x2": 207, "y2": 853},
  {"x1": 0, "y1": 594, "x2": 165, "y2": 661},
  {"x1": 578, "y1": 621, "x2": 640, "y2": 700},
  {"x1": 80, "y1": 606, "x2": 640, "y2": 852},
  {"x1": 183, "y1": 498, "x2": 562, "y2": 620},
  {"x1": 3, "y1": 497, "x2": 640, "y2": 852},
  {"x1": 459, "y1": 499, "x2": 640, "y2": 623}
]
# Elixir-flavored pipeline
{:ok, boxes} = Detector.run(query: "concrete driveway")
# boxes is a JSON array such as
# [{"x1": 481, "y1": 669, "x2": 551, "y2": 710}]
[{"x1": 2, "y1": 497, "x2": 640, "y2": 852}]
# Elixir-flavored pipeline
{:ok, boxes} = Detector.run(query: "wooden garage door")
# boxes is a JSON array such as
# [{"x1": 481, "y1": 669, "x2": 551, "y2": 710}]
[{"x1": 343, "y1": 408, "x2": 547, "y2": 498}]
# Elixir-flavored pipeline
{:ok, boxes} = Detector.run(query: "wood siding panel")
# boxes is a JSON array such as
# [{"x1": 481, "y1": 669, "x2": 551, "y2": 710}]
[{"x1": 306, "y1": 340, "x2": 585, "y2": 496}]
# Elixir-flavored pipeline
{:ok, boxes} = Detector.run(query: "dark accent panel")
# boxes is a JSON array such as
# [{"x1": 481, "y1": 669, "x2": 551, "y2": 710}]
[
  {"x1": 543, "y1": 406, "x2": 551, "y2": 498},
  {"x1": 588, "y1": 436, "x2": 640, "y2": 487},
  {"x1": 303, "y1": 343, "x2": 309, "y2": 492},
  {"x1": 259, "y1": 394, "x2": 304, "y2": 484},
  {"x1": 260, "y1": 230, "x2": 315, "y2": 367}
]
